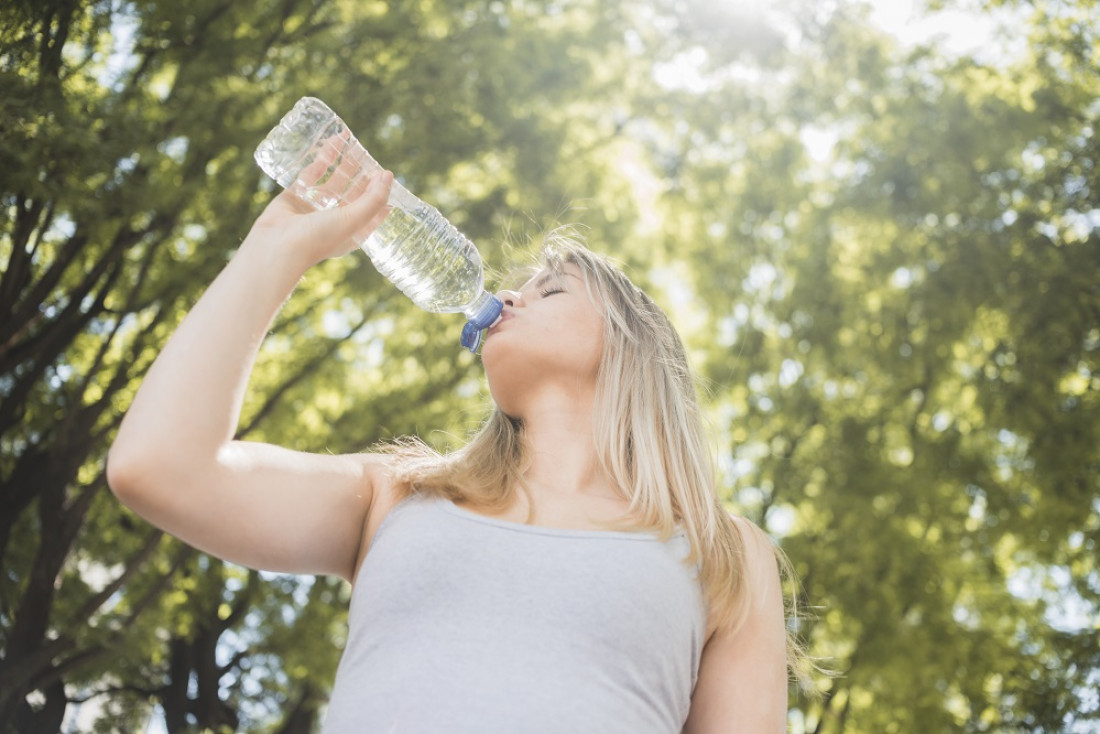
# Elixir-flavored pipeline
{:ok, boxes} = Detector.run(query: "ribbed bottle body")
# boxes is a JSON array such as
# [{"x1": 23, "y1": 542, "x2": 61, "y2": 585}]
[{"x1": 255, "y1": 98, "x2": 488, "y2": 317}]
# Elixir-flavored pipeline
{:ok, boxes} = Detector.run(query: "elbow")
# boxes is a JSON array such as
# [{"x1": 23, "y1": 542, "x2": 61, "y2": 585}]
[
  {"x1": 107, "y1": 435, "x2": 222, "y2": 510},
  {"x1": 105, "y1": 440, "x2": 153, "y2": 507},
  {"x1": 106, "y1": 432, "x2": 183, "y2": 508}
]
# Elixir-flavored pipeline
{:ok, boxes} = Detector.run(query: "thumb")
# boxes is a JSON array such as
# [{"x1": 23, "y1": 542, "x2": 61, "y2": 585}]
[{"x1": 311, "y1": 170, "x2": 394, "y2": 247}]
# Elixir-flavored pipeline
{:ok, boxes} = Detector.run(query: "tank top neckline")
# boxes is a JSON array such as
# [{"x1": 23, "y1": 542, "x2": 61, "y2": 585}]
[{"x1": 435, "y1": 495, "x2": 684, "y2": 542}]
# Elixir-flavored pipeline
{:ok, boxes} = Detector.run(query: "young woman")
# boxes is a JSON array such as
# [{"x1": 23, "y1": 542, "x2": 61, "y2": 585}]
[{"x1": 108, "y1": 169, "x2": 792, "y2": 732}]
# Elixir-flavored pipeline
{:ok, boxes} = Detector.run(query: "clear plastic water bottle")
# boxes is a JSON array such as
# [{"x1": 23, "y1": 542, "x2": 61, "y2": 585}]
[{"x1": 254, "y1": 97, "x2": 502, "y2": 352}]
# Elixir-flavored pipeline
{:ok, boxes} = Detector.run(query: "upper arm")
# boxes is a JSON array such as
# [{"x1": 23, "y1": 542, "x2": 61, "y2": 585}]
[
  {"x1": 684, "y1": 517, "x2": 788, "y2": 734},
  {"x1": 107, "y1": 440, "x2": 393, "y2": 581}
]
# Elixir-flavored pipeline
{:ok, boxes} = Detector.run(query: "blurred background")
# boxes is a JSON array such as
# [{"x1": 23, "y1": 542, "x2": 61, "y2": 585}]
[{"x1": 1, "y1": 0, "x2": 1097, "y2": 731}]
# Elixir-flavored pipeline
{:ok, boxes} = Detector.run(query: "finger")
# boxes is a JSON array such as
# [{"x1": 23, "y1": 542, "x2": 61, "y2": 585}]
[
  {"x1": 297, "y1": 140, "x2": 342, "y2": 188},
  {"x1": 313, "y1": 170, "x2": 393, "y2": 243},
  {"x1": 271, "y1": 187, "x2": 315, "y2": 214},
  {"x1": 343, "y1": 161, "x2": 375, "y2": 202},
  {"x1": 364, "y1": 201, "x2": 391, "y2": 233},
  {"x1": 348, "y1": 170, "x2": 394, "y2": 234},
  {"x1": 319, "y1": 130, "x2": 380, "y2": 203},
  {"x1": 296, "y1": 132, "x2": 359, "y2": 201},
  {"x1": 318, "y1": 135, "x2": 356, "y2": 198}
]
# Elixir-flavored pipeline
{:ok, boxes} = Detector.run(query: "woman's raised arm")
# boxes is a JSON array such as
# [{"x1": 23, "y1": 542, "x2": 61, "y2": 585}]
[{"x1": 107, "y1": 171, "x2": 394, "y2": 582}]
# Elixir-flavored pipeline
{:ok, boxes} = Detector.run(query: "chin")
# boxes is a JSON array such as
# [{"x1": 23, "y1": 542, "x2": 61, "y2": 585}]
[{"x1": 484, "y1": 369, "x2": 521, "y2": 418}]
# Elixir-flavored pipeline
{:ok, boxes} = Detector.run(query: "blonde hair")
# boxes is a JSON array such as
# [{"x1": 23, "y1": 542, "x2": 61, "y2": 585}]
[{"x1": 385, "y1": 229, "x2": 807, "y2": 678}]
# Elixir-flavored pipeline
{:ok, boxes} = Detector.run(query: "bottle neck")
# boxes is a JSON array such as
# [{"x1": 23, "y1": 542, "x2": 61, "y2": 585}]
[
  {"x1": 460, "y1": 291, "x2": 503, "y2": 352},
  {"x1": 464, "y1": 290, "x2": 502, "y2": 326}
]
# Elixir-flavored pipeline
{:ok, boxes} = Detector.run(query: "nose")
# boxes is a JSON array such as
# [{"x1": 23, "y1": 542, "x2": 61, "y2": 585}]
[{"x1": 497, "y1": 289, "x2": 524, "y2": 308}]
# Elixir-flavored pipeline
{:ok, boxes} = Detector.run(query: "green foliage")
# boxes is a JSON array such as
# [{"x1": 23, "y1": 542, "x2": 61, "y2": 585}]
[
  {"x1": 672, "y1": 1, "x2": 1099, "y2": 731},
  {"x1": 1, "y1": 0, "x2": 1097, "y2": 731}
]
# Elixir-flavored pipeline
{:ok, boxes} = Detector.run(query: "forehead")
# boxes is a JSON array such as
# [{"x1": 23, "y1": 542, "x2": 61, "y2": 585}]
[{"x1": 518, "y1": 262, "x2": 584, "y2": 292}]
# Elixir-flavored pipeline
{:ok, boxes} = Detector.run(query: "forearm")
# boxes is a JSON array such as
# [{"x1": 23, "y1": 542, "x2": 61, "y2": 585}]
[
  {"x1": 109, "y1": 164, "x2": 392, "y2": 478},
  {"x1": 109, "y1": 237, "x2": 307, "y2": 476}
]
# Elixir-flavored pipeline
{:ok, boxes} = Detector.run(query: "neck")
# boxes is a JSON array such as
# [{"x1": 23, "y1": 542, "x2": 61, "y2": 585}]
[{"x1": 515, "y1": 387, "x2": 618, "y2": 499}]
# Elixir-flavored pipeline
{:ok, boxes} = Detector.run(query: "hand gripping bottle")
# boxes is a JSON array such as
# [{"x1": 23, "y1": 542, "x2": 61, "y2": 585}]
[{"x1": 254, "y1": 97, "x2": 502, "y2": 352}]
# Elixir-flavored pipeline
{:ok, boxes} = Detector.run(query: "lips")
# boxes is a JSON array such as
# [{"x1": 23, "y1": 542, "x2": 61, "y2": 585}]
[{"x1": 487, "y1": 310, "x2": 514, "y2": 336}]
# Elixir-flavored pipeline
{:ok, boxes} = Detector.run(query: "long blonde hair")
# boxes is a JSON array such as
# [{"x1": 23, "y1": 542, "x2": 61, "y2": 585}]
[{"x1": 385, "y1": 230, "x2": 803, "y2": 668}]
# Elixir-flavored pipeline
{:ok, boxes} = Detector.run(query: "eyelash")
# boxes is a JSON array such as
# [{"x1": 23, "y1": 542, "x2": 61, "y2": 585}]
[{"x1": 539, "y1": 287, "x2": 564, "y2": 297}]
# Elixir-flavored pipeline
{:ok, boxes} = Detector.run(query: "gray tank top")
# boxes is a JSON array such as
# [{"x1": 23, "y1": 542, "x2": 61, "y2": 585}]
[{"x1": 322, "y1": 493, "x2": 707, "y2": 734}]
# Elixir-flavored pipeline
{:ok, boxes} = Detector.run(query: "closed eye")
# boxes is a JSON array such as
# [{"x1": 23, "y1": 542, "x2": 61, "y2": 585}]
[{"x1": 538, "y1": 287, "x2": 564, "y2": 298}]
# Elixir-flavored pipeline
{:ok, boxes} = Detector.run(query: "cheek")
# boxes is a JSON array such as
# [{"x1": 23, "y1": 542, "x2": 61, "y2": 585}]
[{"x1": 575, "y1": 319, "x2": 605, "y2": 374}]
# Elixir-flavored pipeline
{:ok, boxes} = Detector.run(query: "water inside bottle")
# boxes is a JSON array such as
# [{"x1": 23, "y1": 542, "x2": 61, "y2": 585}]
[
  {"x1": 362, "y1": 204, "x2": 483, "y2": 314},
  {"x1": 256, "y1": 98, "x2": 495, "y2": 324}
]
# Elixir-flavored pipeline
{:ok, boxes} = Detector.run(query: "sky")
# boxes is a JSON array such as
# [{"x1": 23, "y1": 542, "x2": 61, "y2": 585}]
[{"x1": 865, "y1": 0, "x2": 1027, "y2": 59}]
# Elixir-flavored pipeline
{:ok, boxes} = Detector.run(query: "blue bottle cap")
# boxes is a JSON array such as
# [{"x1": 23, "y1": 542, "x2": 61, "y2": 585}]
[
  {"x1": 461, "y1": 293, "x2": 504, "y2": 353},
  {"x1": 461, "y1": 322, "x2": 484, "y2": 352}
]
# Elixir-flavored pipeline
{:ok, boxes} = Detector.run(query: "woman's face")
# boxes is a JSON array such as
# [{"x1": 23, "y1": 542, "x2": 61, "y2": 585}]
[{"x1": 480, "y1": 262, "x2": 605, "y2": 417}]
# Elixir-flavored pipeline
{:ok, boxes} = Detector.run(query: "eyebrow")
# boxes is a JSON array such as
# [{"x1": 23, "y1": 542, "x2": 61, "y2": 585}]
[
  {"x1": 532, "y1": 273, "x2": 559, "y2": 291},
  {"x1": 528, "y1": 270, "x2": 581, "y2": 292}
]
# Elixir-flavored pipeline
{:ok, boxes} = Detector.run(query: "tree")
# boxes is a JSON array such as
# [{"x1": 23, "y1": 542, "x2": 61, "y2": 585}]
[
  {"x1": 657, "y1": 0, "x2": 1099, "y2": 730},
  {"x1": 3, "y1": 0, "x2": 1097, "y2": 730},
  {"x1": 0, "y1": 0, "x2": 658, "y2": 729}
]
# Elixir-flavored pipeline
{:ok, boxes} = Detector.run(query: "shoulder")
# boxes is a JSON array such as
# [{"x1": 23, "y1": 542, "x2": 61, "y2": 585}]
[
  {"x1": 355, "y1": 450, "x2": 401, "y2": 489},
  {"x1": 350, "y1": 452, "x2": 408, "y2": 582},
  {"x1": 685, "y1": 514, "x2": 787, "y2": 733},
  {"x1": 701, "y1": 515, "x2": 783, "y2": 636},
  {"x1": 730, "y1": 514, "x2": 782, "y2": 601}
]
